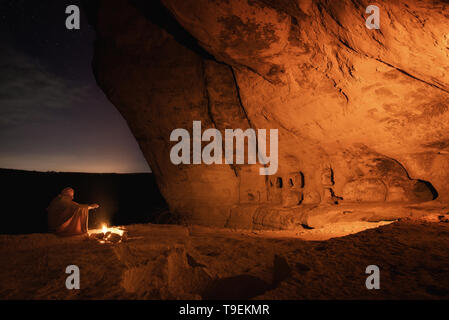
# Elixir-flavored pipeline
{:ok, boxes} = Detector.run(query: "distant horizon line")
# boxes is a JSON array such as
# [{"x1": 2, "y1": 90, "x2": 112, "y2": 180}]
[{"x1": 0, "y1": 167, "x2": 153, "y2": 175}]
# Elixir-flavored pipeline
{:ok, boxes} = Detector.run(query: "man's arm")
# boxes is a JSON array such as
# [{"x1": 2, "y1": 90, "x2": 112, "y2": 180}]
[{"x1": 72, "y1": 201, "x2": 99, "y2": 210}]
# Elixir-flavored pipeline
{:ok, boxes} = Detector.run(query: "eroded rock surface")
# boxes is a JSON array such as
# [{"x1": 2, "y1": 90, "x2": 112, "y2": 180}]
[{"x1": 90, "y1": 0, "x2": 449, "y2": 228}]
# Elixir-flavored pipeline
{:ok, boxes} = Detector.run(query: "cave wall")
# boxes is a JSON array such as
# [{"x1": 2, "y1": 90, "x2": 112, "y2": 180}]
[{"x1": 91, "y1": 0, "x2": 449, "y2": 229}]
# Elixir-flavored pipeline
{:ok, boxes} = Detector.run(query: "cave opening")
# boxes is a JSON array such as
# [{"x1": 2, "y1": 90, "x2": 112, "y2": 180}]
[
  {"x1": 299, "y1": 171, "x2": 305, "y2": 188},
  {"x1": 417, "y1": 179, "x2": 439, "y2": 200},
  {"x1": 276, "y1": 177, "x2": 283, "y2": 188}
]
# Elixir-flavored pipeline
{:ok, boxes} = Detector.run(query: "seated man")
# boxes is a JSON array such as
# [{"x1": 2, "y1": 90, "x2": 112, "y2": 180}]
[{"x1": 47, "y1": 187, "x2": 99, "y2": 236}]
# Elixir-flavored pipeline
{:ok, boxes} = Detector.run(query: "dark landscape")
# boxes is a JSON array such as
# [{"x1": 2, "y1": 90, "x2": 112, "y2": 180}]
[{"x1": 0, "y1": 168, "x2": 167, "y2": 234}]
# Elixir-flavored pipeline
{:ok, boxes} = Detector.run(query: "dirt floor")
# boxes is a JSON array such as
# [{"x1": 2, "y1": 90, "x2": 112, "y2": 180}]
[{"x1": 1, "y1": 218, "x2": 449, "y2": 299}]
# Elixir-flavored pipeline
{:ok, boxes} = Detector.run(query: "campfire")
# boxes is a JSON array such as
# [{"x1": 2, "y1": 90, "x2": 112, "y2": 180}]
[{"x1": 88, "y1": 224, "x2": 128, "y2": 244}]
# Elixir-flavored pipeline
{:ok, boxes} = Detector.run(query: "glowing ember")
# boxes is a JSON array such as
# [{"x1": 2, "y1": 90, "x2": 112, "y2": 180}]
[{"x1": 88, "y1": 224, "x2": 127, "y2": 243}]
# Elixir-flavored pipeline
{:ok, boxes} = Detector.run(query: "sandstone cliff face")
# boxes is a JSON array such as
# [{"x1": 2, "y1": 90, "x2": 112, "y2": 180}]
[{"x1": 91, "y1": 0, "x2": 449, "y2": 229}]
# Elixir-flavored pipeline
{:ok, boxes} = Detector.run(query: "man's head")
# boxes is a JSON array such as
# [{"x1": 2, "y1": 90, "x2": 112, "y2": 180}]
[{"x1": 61, "y1": 187, "x2": 74, "y2": 199}]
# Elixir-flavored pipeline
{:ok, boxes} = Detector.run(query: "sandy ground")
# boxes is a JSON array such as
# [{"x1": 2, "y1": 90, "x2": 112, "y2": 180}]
[{"x1": 1, "y1": 218, "x2": 449, "y2": 299}]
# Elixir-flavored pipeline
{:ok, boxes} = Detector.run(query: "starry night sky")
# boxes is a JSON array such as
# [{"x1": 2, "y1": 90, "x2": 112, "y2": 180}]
[{"x1": 0, "y1": 0, "x2": 151, "y2": 173}]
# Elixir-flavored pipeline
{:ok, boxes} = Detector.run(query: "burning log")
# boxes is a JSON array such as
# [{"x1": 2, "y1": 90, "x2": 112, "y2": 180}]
[{"x1": 88, "y1": 224, "x2": 128, "y2": 243}]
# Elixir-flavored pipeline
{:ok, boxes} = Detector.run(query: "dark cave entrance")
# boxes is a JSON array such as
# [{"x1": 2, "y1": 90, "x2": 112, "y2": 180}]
[{"x1": 416, "y1": 179, "x2": 439, "y2": 200}]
